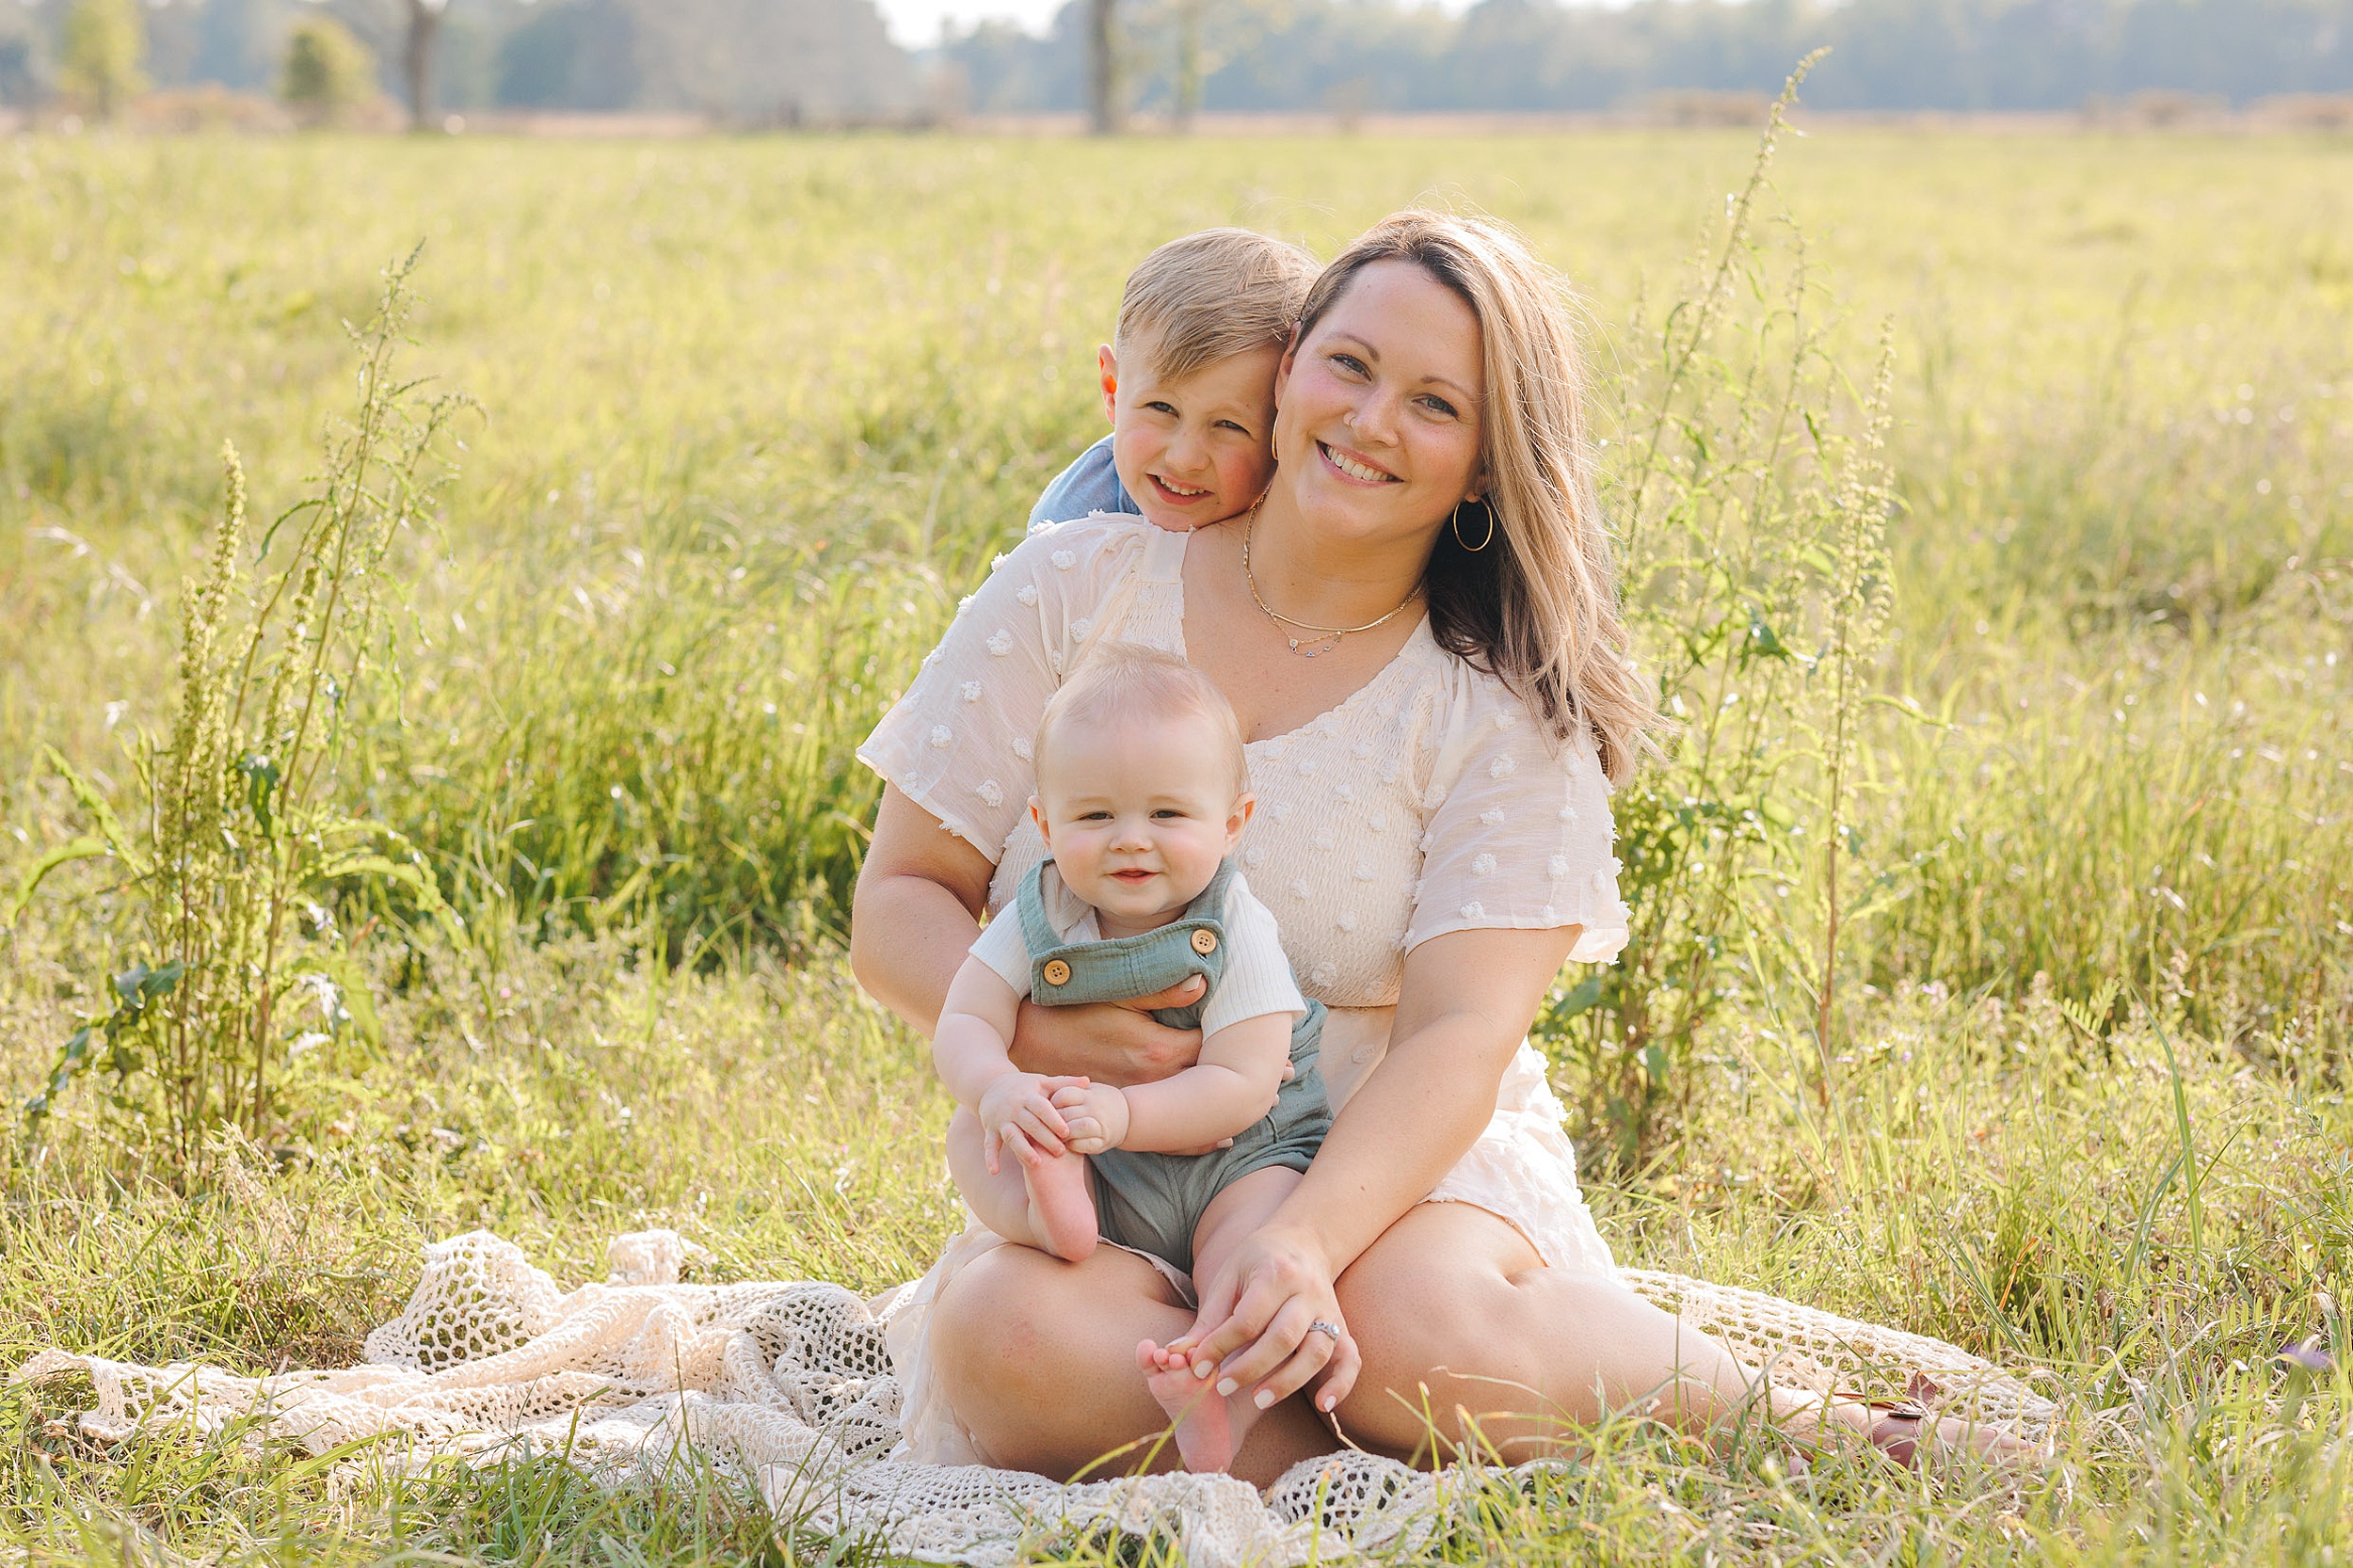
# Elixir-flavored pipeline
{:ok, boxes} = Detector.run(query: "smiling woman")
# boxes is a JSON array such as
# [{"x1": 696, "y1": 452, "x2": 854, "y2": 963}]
[
  {"x1": 851, "y1": 209, "x2": 2041, "y2": 1479},
  {"x1": 1278, "y1": 220, "x2": 1652, "y2": 781}
]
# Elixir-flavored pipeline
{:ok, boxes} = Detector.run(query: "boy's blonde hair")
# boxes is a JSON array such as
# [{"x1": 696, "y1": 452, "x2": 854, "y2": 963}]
[
  {"x1": 1114, "y1": 228, "x2": 1320, "y2": 383},
  {"x1": 1035, "y1": 643, "x2": 1249, "y2": 798}
]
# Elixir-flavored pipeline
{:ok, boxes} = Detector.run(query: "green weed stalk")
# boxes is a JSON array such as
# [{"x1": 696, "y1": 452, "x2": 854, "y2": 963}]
[
  {"x1": 13, "y1": 249, "x2": 464, "y2": 1175},
  {"x1": 1544, "y1": 56, "x2": 1907, "y2": 1166}
]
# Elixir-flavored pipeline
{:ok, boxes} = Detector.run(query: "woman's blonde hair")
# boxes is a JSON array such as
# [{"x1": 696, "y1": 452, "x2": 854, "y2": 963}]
[{"x1": 1294, "y1": 211, "x2": 1656, "y2": 783}]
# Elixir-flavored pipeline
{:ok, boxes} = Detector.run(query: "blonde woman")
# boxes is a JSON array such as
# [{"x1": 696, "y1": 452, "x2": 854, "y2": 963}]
[{"x1": 854, "y1": 213, "x2": 2029, "y2": 1477}]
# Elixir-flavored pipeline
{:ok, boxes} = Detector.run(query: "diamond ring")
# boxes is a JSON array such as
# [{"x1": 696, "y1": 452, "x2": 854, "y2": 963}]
[{"x1": 1307, "y1": 1320, "x2": 1343, "y2": 1342}]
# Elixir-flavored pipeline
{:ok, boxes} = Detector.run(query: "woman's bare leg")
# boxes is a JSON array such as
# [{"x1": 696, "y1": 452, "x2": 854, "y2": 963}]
[
  {"x1": 930, "y1": 1234, "x2": 1335, "y2": 1483},
  {"x1": 1336, "y1": 1202, "x2": 2036, "y2": 1466}
]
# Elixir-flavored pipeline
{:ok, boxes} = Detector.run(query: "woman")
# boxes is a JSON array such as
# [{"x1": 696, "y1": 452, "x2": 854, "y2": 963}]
[{"x1": 853, "y1": 212, "x2": 2018, "y2": 1480}]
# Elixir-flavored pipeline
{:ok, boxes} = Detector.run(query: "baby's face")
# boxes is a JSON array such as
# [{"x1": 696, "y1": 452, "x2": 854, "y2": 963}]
[
  {"x1": 1031, "y1": 712, "x2": 1250, "y2": 926},
  {"x1": 1098, "y1": 336, "x2": 1283, "y2": 531}
]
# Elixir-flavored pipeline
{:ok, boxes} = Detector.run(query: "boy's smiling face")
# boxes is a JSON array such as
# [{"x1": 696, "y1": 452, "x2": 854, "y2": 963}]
[{"x1": 1099, "y1": 334, "x2": 1283, "y2": 531}]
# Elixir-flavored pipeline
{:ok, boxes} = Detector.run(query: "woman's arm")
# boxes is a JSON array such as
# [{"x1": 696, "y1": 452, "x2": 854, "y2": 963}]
[
  {"x1": 851, "y1": 787, "x2": 996, "y2": 1033},
  {"x1": 1173, "y1": 923, "x2": 1581, "y2": 1411},
  {"x1": 851, "y1": 785, "x2": 1207, "y2": 1080}
]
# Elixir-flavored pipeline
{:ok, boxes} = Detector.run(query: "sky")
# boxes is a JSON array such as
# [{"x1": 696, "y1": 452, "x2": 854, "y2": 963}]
[
  {"x1": 869, "y1": 0, "x2": 1616, "y2": 50},
  {"x1": 872, "y1": 0, "x2": 1069, "y2": 46}
]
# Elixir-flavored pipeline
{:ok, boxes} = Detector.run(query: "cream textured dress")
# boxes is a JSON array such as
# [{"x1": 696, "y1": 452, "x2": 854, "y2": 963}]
[{"x1": 857, "y1": 516, "x2": 1633, "y2": 1464}]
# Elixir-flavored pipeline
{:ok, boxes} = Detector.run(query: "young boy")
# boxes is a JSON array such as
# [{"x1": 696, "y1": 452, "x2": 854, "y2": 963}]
[
  {"x1": 1028, "y1": 227, "x2": 1319, "y2": 532},
  {"x1": 930, "y1": 646, "x2": 1332, "y2": 1471}
]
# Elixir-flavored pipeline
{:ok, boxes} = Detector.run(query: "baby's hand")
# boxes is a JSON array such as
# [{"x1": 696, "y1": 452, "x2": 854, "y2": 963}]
[
  {"x1": 977, "y1": 1071, "x2": 1075, "y2": 1173},
  {"x1": 1051, "y1": 1080, "x2": 1130, "y2": 1154}
]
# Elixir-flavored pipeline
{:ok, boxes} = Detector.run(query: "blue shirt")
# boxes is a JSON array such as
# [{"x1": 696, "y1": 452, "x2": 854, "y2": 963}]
[{"x1": 1027, "y1": 435, "x2": 1135, "y2": 530}]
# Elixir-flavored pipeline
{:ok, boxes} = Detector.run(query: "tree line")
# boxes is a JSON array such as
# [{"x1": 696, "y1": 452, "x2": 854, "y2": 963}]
[
  {"x1": 993, "y1": 0, "x2": 2353, "y2": 125},
  {"x1": 6, "y1": 0, "x2": 2349, "y2": 123},
  {"x1": 0, "y1": 0, "x2": 913, "y2": 122}
]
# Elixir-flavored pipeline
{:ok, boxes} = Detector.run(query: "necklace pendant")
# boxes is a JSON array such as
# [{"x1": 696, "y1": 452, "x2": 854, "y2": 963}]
[{"x1": 1243, "y1": 497, "x2": 1425, "y2": 652}]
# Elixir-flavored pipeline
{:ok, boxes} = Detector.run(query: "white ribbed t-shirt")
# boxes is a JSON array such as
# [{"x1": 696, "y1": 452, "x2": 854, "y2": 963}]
[{"x1": 966, "y1": 862, "x2": 1305, "y2": 1040}]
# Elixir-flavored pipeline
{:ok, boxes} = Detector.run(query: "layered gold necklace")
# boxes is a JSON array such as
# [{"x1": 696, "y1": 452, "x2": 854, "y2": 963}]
[{"x1": 1240, "y1": 494, "x2": 1424, "y2": 659}]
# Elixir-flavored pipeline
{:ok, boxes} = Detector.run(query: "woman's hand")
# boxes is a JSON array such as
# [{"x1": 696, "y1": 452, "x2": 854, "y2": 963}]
[
  {"x1": 1171, "y1": 928, "x2": 1577, "y2": 1412},
  {"x1": 1171, "y1": 1221, "x2": 1362, "y2": 1416},
  {"x1": 1007, "y1": 977, "x2": 1208, "y2": 1085}
]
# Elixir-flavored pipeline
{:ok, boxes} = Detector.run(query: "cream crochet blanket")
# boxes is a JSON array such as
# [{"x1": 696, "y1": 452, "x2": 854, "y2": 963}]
[{"x1": 17, "y1": 1229, "x2": 2053, "y2": 1565}]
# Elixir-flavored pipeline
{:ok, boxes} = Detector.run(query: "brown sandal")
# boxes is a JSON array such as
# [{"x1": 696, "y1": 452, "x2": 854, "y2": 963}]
[{"x1": 1865, "y1": 1400, "x2": 1930, "y2": 1467}]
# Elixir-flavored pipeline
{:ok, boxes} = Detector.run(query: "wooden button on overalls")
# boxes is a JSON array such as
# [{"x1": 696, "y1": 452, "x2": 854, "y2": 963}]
[
  {"x1": 1191, "y1": 929, "x2": 1219, "y2": 955},
  {"x1": 1042, "y1": 959, "x2": 1072, "y2": 986}
]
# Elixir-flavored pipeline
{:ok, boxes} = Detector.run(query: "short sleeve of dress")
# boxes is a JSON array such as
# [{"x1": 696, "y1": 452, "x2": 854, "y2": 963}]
[
  {"x1": 1404, "y1": 675, "x2": 1629, "y2": 965},
  {"x1": 856, "y1": 518, "x2": 1146, "y2": 860}
]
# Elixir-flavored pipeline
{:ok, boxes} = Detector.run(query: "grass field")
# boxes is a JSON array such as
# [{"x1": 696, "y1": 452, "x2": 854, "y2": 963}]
[{"x1": 3, "y1": 124, "x2": 2352, "y2": 1562}]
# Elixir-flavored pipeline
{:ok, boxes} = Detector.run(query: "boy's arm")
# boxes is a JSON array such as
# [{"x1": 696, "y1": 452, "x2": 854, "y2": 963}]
[
  {"x1": 1027, "y1": 435, "x2": 1134, "y2": 530},
  {"x1": 1110, "y1": 1012, "x2": 1296, "y2": 1153}
]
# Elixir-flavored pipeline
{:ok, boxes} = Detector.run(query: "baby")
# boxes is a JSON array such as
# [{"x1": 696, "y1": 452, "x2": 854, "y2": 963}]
[
  {"x1": 1030, "y1": 226, "x2": 1319, "y2": 532},
  {"x1": 931, "y1": 644, "x2": 1331, "y2": 1471}
]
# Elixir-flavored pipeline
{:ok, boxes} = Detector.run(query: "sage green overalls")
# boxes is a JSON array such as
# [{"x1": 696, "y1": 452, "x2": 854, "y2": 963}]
[{"x1": 1017, "y1": 856, "x2": 1330, "y2": 1274}]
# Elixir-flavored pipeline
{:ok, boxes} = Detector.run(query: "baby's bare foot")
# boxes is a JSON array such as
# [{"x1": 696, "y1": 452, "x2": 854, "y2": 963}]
[
  {"x1": 1138, "y1": 1340, "x2": 1259, "y2": 1472},
  {"x1": 1023, "y1": 1151, "x2": 1098, "y2": 1260}
]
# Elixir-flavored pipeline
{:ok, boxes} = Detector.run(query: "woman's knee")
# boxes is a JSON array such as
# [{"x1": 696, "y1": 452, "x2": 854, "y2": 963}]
[
  {"x1": 931, "y1": 1245, "x2": 1068, "y2": 1400},
  {"x1": 1331, "y1": 1209, "x2": 1529, "y2": 1434},
  {"x1": 1335, "y1": 1204, "x2": 1703, "y2": 1454},
  {"x1": 927, "y1": 1242, "x2": 1189, "y2": 1476},
  {"x1": 1338, "y1": 1205, "x2": 1538, "y2": 1362},
  {"x1": 1340, "y1": 1270, "x2": 1483, "y2": 1385}
]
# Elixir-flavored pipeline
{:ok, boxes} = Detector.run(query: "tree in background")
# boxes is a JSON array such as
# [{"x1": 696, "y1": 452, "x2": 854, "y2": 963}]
[
  {"x1": 403, "y1": 0, "x2": 449, "y2": 129},
  {"x1": 281, "y1": 14, "x2": 377, "y2": 124},
  {"x1": 495, "y1": 0, "x2": 638, "y2": 110},
  {"x1": 1171, "y1": 0, "x2": 1200, "y2": 128},
  {"x1": 1144, "y1": 0, "x2": 1284, "y2": 130},
  {"x1": 59, "y1": 0, "x2": 147, "y2": 120},
  {"x1": 1086, "y1": 0, "x2": 1120, "y2": 131},
  {"x1": 41, "y1": 0, "x2": 2345, "y2": 121}
]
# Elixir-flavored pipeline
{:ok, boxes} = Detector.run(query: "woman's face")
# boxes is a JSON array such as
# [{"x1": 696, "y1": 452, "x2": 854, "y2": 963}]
[{"x1": 1271, "y1": 259, "x2": 1487, "y2": 550}]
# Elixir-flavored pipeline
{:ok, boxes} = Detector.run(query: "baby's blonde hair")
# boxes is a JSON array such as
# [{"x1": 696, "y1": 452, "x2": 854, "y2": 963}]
[
  {"x1": 1114, "y1": 228, "x2": 1320, "y2": 384},
  {"x1": 1034, "y1": 643, "x2": 1249, "y2": 798}
]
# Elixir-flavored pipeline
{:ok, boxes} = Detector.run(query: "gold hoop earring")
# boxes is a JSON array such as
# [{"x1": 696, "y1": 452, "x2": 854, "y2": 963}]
[{"x1": 1451, "y1": 497, "x2": 1494, "y2": 552}]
